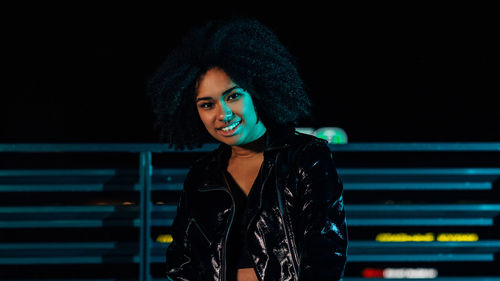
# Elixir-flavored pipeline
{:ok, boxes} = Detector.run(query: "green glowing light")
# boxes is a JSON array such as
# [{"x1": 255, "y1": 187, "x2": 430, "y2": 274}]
[
  {"x1": 314, "y1": 127, "x2": 348, "y2": 144},
  {"x1": 295, "y1": 127, "x2": 348, "y2": 144}
]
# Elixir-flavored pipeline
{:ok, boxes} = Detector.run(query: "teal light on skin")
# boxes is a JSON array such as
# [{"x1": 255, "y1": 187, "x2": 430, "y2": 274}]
[{"x1": 195, "y1": 67, "x2": 267, "y2": 148}]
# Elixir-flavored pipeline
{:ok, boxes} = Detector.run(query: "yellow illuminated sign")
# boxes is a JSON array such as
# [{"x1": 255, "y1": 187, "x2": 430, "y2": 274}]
[
  {"x1": 437, "y1": 233, "x2": 478, "y2": 242},
  {"x1": 376, "y1": 232, "x2": 434, "y2": 242},
  {"x1": 376, "y1": 232, "x2": 478, "y2": 242},
  {"x1": 156, "y1": 234, "x2": 173, "y2": 243}
]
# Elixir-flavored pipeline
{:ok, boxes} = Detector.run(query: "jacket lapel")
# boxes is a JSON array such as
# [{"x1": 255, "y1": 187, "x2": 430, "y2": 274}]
[
  {"x1": 195, "y1": 126, "x2": 296, "y2": 189},
  {"x1": 194, "y1": 126, "x2": 299, "y2": 225}
]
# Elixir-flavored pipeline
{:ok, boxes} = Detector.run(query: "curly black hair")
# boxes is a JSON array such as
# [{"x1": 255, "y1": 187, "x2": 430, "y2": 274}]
[{"x1": 146, "y1": 17, "x2": 312, "y2": 150}]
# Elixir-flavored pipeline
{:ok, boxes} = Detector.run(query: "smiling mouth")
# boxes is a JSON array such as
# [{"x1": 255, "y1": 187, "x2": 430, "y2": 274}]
[
  {"x1": 217, "y1": 120, "x2": 242, "y2": 137},
  {"x1": 218, "y1": 120, "x2": 241, "y2": 131}
]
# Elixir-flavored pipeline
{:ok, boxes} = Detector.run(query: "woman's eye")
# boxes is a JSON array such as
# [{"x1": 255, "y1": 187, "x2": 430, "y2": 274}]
[
  {"x1": 227, "y1": 92, "x2": 241, "y2": 101},
  {"x1": 200, "y1": 103, "x2": 213, "y2": 109}
]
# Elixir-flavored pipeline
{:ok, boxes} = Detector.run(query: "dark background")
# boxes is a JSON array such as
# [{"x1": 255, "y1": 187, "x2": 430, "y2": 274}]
[{"x1": 2, "y1": 3, "x2": 499, "y2": 144}]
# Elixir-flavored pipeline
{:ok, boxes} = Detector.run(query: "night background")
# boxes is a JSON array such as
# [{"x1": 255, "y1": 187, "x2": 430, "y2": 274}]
[
  {"x1": 1, "y1": 3, "x2": 499, "y2": 281},
  {"x1": 2, "y1": 4, "x2": 498, "y2": 144}
]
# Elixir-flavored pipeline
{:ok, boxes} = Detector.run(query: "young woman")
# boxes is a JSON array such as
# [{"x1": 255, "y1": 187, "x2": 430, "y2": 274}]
[{"x1": 147, "y1": 17, "x2": 347, "y2": 281}]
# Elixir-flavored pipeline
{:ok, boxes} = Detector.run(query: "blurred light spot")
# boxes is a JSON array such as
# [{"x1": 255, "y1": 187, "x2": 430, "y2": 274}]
[
  {"x1": 376, "y1": 232, "x2": 435, "y2": 242},
  {"x1": 157, "y1": 234, "x2": 173, "y2": 243}
]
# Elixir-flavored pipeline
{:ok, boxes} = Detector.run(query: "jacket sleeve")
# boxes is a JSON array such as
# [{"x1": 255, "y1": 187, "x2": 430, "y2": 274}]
[
  {"x1": 296, "y1": 140, "x2": 348, "y2": 281},
  {"x1": 166, "y1": 175, "x2": 199, "y2": 281}
]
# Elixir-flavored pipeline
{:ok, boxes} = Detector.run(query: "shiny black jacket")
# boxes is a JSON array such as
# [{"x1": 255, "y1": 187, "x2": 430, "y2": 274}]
[{"x1": 166, "y1": 128, "x2": 348, "y2": 281}]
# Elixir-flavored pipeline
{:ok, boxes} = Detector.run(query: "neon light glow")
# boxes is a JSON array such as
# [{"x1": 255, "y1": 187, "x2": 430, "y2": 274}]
[
  {"x1": 376, "y1": 232, "x2": 434, "y2": 242},
  {"x1": 362, "y1": 268, "x2": 438, "y2": 279},
  {"x1": 362, "y1": 268, "x2": 384, "y2": 278},
  {"x1": 314, "y1": 127, "x2": 348, "y2": 144},
  {"x1": 156, "y1": 234, "x2": 173, "y2": 243},
  {"x1": 436, "y1": 233, "x2": 478, "y2": 241},
  {"x1": 384, "y1": 268, "x2": 438, "y2": 279},
  {"x1": 376, "y1": 232, "x2": 479, "y2": 242},
  {"x1": 295, "y1": 127, "x2": 348, "y2": 144}
]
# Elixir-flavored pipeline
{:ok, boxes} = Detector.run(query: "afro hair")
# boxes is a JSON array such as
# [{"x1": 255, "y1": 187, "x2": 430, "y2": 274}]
[{"x1": 146, "y1": 17, "x2": 311, "y2": 150}]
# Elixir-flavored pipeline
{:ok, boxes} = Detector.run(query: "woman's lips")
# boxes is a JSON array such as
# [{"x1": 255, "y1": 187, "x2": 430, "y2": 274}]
[{"x1": 218, "y1": 120, "x2": 241, "y2": 137}]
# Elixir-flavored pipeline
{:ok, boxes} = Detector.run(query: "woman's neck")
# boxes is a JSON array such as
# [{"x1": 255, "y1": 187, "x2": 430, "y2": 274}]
[{"x1": 230, "y1": 131, "x2": 267, "y2": 159}]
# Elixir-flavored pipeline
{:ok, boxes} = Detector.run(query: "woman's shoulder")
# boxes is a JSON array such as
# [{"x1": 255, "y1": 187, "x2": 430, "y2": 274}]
[
  {"x1": 184, "y1": 131, "x2": 331, "y2": 178},
  {"x1": 291, "y1": 132, "x2": 334, "y2": 169},
  {"x1": 183, "y1": 146, "x2": 223, "y2": 183},
  {"x1": 292, "y1": 131, "x2": 329, "y2": 152}
]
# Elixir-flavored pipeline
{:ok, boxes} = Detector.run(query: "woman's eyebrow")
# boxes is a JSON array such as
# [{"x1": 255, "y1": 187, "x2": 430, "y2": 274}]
[
  {"x1": 195, "y1": 86, "x2": 241, "y2": 103},
  {"x1": 221, "y1": 86, "x2": 241, "y2": 97}
]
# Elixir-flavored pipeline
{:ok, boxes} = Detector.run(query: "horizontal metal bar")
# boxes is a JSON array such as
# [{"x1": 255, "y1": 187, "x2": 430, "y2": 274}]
[
  {"x1": 0, "y1": 183, "x2": 141, "y2": 192},
  {"x1": 0, "y1": 143, "x2": 220, "y2": 153},
  {"x1": 1, "y1": 142, "x2": 500, "y2": 152},
  {"x1": 0, "y1": 242, "x2": 128, "y2": 249},
  {"x1": 2, "y1": 181, "x2": 493, "y2": 192},
  {"x1": 347, "y1": 218, "x2": 493, "y2": 226},
  {"x1": 346, "y1": 253, "x2": 494, "y2": 262},
  {"x1": 0, "y1": 181, "x2": 493, "y2": 192},
  {"x1": 2, "y1": 278, "x2": 137, "y2": 281},
  {"x1": 0, "y1": 220, "x2": 140, "y2": 228},
  {"x1": 0, "y1": 206, "x2": 137, "y2": 212},
  {"x1": 154, "y1": 167, "x2": 500, "y2": 178},
  {"x1": 0, "y1": 169, "x2": 137, "y2": 176},
  {"x1": 151, "y1": 183, "x2": 184, "y2": 191},
  {"x1": 344, "y1": 182, "x2": 492, "y2": 190},
  {"x1": 346, "y1": 204, "x2": 500, "y2": 211},
  {"x1": 152, "y1": 240, "x2": 500, "y2": 250},
  {"x1": 152, "y1": 204, "x2": 499, "y2": 227},
  {"x1": 151, "y1": 219, "x2": 173, "y2": 226},
  {"x1": 2, "y1": 167, "x2": 495, "y2": 178},
  {"x1": 2, "y1": 254, "x2": 496, "y2": 265},
  {"x1": 344, "y1": 276, "x2": 500, "y2": 281},
  {"x1": 329, "y1": 143, "x2": 500, "y2": 152},
  {"x1": 17, "y1": 240, "x2": 500, "y2": 251},
  {"x1": 0, "y1": 256, "x2": 140, "y2": 264},
  {"x1": 3, "y1": 216, "x2": 493, "y2": 228},
  {"x1": 0, "y1": 205, "x2": 148, "y2": 217},
  {"x1": 152, "y1": 182, "x2": 494, "y2": 191},
  {"x1": 0, "y1": 220, "x2": 172, "y2": 228},
  {"x1": 151, "y1": 205, "x2": 177, "y2": 212},
  {"x1": 0, "y1": 242, "x2": 140, "y2": 264},
  {"x1": 338, "y1": 167, "x2": 500, "y2": 175},
  {"x1": 154, "y1": 251, "x2": 494, "y2": 263},
  {"x1": 152, "y1": 168, "x2": 190, "y2": 176},
  {"x1": 349, "y1": 240, "x2": 500, "y2": 248}
]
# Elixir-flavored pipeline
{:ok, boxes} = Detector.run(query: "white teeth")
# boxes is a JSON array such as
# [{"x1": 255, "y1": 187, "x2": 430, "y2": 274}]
[{"x1": 221, "y1": 121, "x2": 240, "y2": 131}]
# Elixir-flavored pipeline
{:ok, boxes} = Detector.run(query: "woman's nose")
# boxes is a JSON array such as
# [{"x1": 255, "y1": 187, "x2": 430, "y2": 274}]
[{"x1": 218, "y1": 103, "x2": 233, "y2": 122}]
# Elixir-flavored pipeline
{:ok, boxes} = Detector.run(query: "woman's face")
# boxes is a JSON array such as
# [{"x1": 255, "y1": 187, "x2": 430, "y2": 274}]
[{"x1": 195, "y1": 67, "x2": 267, "y2": 146}]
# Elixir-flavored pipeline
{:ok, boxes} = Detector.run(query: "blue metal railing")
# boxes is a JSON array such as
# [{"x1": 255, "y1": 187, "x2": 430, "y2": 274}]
[{"x1": 1, "y1": 142, "x2": 499, "y2": 280}]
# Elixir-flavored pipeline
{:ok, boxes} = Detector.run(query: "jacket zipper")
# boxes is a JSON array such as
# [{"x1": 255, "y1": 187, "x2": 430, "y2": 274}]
[
  {"x1": 274, "y1": 155, "x2": 300, "y2": 281},
  {"x1": 221, "y1": 172, "x2": 235, "y2": 281},
  {"x1": 197, "y1": 180, "x2": 235, "y2": 281},
  {"x1": 246, "y1": 161, "x2": 273, "y2": 232}
]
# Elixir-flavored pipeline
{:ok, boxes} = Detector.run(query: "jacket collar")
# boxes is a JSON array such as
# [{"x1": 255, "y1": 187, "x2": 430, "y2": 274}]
[
  {"x1": 197, "y1": 126, "x2": 297, "y2": 223},
  {"x1": 195, "y1": 125, "x2": 299, "y2": 190},
  {"x1": 214, "y1": 125, "x2": 297, "y2": 171}
]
